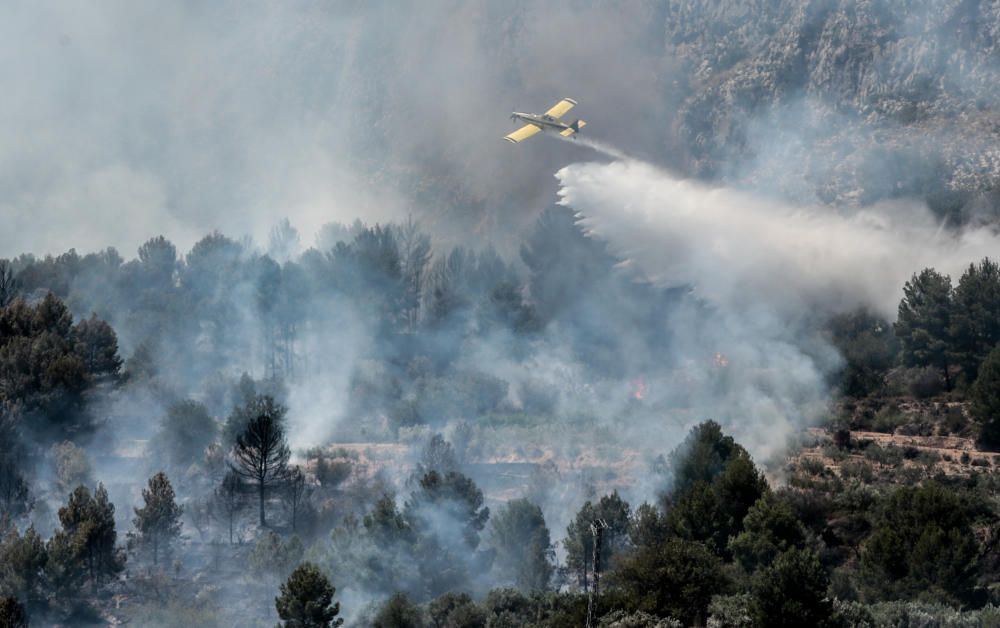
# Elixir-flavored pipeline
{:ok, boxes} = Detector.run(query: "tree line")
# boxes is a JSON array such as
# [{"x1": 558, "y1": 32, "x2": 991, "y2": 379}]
[{"x1": 828, "y1": 257, "x2": 1000, "y2": 447}]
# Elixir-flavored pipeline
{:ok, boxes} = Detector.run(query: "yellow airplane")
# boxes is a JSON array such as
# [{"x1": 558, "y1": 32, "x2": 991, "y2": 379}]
[{"x1": 505, "y1": 98, "x2": 587, "y2": 143}]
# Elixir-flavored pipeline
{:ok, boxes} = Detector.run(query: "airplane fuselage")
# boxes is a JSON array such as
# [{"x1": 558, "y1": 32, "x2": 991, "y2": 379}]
[{"x1": 510, "y1": 112, "x2": 574, "y2": 132}]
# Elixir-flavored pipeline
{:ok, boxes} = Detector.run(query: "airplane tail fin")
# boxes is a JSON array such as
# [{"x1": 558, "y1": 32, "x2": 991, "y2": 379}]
[{"x1": 560, "y1": 119, "x2": 587, "y2": 137}]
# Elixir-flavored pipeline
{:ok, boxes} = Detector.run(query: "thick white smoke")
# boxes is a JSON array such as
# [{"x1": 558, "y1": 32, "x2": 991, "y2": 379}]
[
  {"x1": 558, "y1": 158, "x2": 1000, "y2": 319},
  {"x1": 548, "y1": 154, "x2": 1000, "y2": 462}
]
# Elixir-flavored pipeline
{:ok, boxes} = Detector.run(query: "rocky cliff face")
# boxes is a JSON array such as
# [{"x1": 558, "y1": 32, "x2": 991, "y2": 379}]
[
  {"x1": 661, "y1": 0, "x2": 1000, "y2": 218},
  {"x1": 337, "y1": 0, "x2": 1000, "y2": 234}
]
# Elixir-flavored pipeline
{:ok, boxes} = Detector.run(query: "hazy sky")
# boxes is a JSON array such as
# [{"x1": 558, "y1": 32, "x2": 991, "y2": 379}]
[{"x1": 0, "y1": 1, "x2": 677, "y2": 259}]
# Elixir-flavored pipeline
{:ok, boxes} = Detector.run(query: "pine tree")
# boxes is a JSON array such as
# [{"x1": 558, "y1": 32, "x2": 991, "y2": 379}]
[
  {"x1": 53, "y1": 484, "x2": 123, "y2": 585},
  {"x1": 489, "y1": 498, "x2": 554, "y2": 591},
  {"x1": 750, "y1": 548, "x2": 834, "y2": 628},
  {"x1": 156, "y1": 399, "x2": 217, "y2": 468},
  {"x1": 563, "y1": 491, "x2": 632, "y2": 591},
  {"x1": 224, "y1": 393, "x2": 286, "y2": 448},
  {"x1": 615, "y1": 537, "x2": 728, "y2": 626},
  {"x1": 895, "y1": 268, "x2": 955, "y2": 389},
  {"x1": 0, "y1": 526, "x2": 47, "y2": 611},
  {"x1": 860, "y1": 482, "x2": 979, "y2": 604},
  {"x1": 0, "y1": 409, "x2": 31, "y2": 519},
  {"x1": 73, "y1": 314, "x2": 123, "y2": 380},
  {"x1": 213, "y1": 471, "x2": 247, "y2": 544},
  {"x1": 230, "y1": 405, "x2": 291, "y2": 527},
  {"x1": 284, "y1": 466, "x2": 310, "y2": 534},
  {"x1": 949, "y1": 259, "x2": 1000, "y2": 381},
  {"x1": 131, "y1": 472, "x2": 183, "y2": 566},
  {"x1": 404, "y1": 470, "x2": 491, "y2": 597},
  {"x1": 372, "y1": 593, "x2": 423, "y2": 628},
  {"x1": 972, "y1": 344, "x2": 1000, "y2": 449},
  {"x1": 275, "y1": 562, "x2": 343, "y2": 628},
  {"x1": 730, "y1": 494, "x2": 807, "y2": 573}
]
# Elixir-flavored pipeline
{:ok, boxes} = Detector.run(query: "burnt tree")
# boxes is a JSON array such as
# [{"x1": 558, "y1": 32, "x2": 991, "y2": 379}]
[
  {"x1": 230, "y1": 406, "x2": 290, "y2": 527},
  {"x1": 284, "y1": 466, "x2": 310, "y2": 534},
  {"x1": 214, "y1": 471, "x2": 247, "y2": 544}
]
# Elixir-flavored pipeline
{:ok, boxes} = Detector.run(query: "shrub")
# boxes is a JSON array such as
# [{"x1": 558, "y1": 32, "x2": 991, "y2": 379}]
[
  {"x1": 917, "y1": 450, "x2": 940, "y2": 465},
  {"x1": 707, "y1": 594, "x2": 753, "y2": 628},
  {"x1": 821, "y1": 445, "x2": 848, "y2": 462},
  {"x1": 798, "y1": 457, "x2": 827, "y2": 476},
  {"x1": 599, "y1": 610, "x2": 682, "y2": 628},
  {"x1": 865, "y1": 600, "x2": 1000, "y2": 627},
  {"x1": 872, "y1": 406, "x2": 905, "y2": 434},
  {"x1": 839, "y1": 461, "x2": 875, "y2": 484},
  {"x1": 910, "y1": 367, "x2": 947, "y2": 398},
  {"x1": 864, "y1": 445, "x2": 904, "y2": 467},
  {"x1": 943, "y1": 405, "x2": 967, "y2": 435}
]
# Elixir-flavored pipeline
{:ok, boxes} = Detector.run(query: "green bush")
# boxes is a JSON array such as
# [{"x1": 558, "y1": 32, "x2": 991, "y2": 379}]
[
  {"x1": 599, "y1": 610, "x2": 682, "y2": 628},
  {"x1": 798, "y1": 457, "x2": 828, "y2": 476},
  {"x1": 839, "y1": 461, "x2": 875, "y2": 484},
  {"x1": 872, "y1": 406, "x2": 905, "y2": 434},
  {"x1": 706, "y1": 594, "x2": 753, "y2": 628},
  {"x1": 729, "y1": 494, "x2": 807, "y2": 573},
  {"x1": 749, "y1": 548, "x2": 835, "y2": 628},
  {"x1": 863, "y1": 444, "x2": 904, "y2": 467},
  {"x1": 865, "y1": 601, "x2": 1000, "y2": 627},
  {"x1": 942, "y1": 405, "x2": 967, "y2": 436},
  {"x1": 860, "y1": 482, "x2": 982, "y2": 605},
  {"x1": 612, "y1": 538, "x2": 729, "y2": 626}
]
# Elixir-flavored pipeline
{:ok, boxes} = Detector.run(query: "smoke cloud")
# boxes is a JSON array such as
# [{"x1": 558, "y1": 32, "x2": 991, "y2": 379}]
[
  {"x1": 0, "y1": 1, "x2": 675, "y2": 258},
  {"x1": 559, "y1": 157, "x2": 1000, "y2": 319}
]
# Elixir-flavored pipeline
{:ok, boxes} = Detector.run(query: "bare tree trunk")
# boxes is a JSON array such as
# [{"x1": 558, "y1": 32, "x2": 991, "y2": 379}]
[{"x1": 259, "y1": 481, "x2": 266, "y2": 527}]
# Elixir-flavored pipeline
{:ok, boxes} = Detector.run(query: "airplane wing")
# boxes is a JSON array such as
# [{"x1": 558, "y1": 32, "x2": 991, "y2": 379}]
[
  {"x1": 560, "y1": 120, "x2": 587, "y2": 137},
  {"x1": 504, "y1": 123, "x2": 542, "y2": 143},
  {"x1": 544, "y1": 98, "x2": 577, "y2": 119}
]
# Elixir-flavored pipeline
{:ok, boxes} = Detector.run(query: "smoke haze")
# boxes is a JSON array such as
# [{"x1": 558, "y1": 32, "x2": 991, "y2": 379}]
[
  {"x1": 8, "y1": 1, "x2": 1000, "y2": 624},
  {"x1": 0, "y1": 1, "x2": 675, "y2": 257}
]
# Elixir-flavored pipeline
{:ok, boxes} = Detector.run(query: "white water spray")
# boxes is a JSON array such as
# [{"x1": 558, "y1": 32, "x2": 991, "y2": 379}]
[
  {"x1": 555, "y1": 134, "x2": 632, "y2": 161},
  {"x1": 557, "y1": 158, "x2": 1000, "y2": 318}
]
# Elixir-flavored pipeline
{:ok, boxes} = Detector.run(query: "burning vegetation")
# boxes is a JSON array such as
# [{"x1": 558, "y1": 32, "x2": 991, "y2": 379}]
[{"x1": 6, "y1": 215, "x2": 1000, "y2": 626}]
